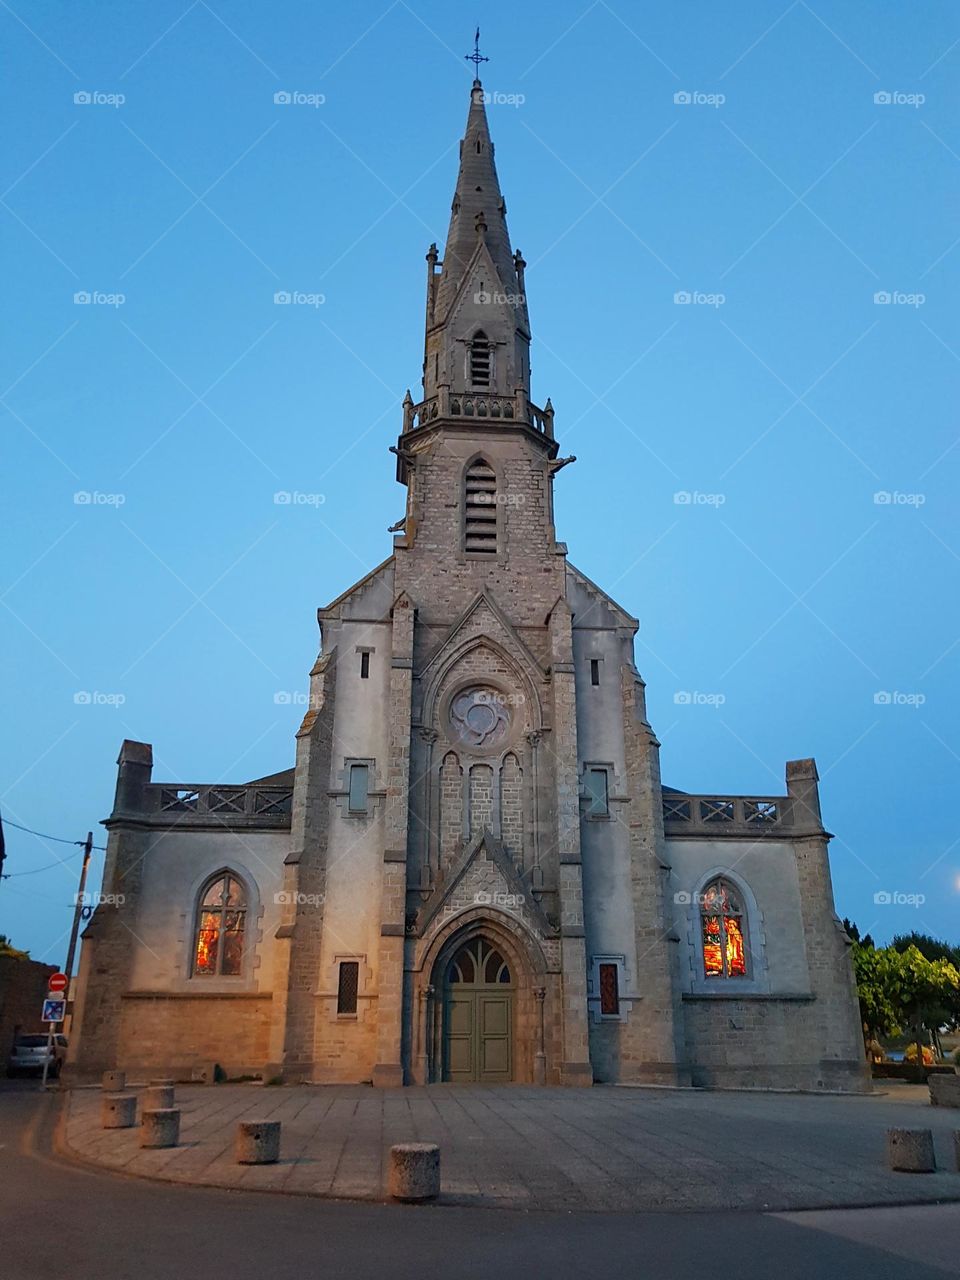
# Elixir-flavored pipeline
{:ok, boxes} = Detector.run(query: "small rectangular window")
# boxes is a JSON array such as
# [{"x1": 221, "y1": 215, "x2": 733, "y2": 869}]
[
  {"x1": 598, "y1": 963, "x2": 620, "y2": 1016},
  {"x1": 348, "y1": 764, "x2": 369, "y2": 813},
  {"x1": 360, "y1": 651, "x2": 370, "y2": 679},
  {"x1": 337, "y1": 961, "x2": 359, "y2": 1015},
  {"x1": 590, "y1": 659, "x2": 600, "y2": 686},
  {"x1": 585, "y1": 767, "x2": 609, "y2": 816}
]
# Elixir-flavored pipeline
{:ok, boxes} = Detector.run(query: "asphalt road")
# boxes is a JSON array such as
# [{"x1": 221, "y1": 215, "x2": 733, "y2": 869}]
[{"x1": 0, "y1": 1082, "x2": 956, "y2": 1280}]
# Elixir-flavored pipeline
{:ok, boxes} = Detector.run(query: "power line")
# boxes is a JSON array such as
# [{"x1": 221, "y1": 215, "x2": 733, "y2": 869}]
[
  {"x1": 0, "y1": 817, "x2": 106, "y2": 879},
  {"x1": 2, "y1": 818, "x2": 86, "y2": 846},
  {"x1": 1, "y1": 817, "x2": 106, "y2": 852},
  {"x1": 4, "y1": 850, "x2": 85, "y2": 877}
]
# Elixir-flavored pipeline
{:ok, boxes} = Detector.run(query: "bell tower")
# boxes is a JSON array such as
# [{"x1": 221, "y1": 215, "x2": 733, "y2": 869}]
[
  {"x1": 374, "y1": 65, "x2": 595, "y2": 1091},
  {"x1": 422, "y1": 79, "x2": 531, "y2": 403},
  {"x1": 394, "y1": 76, "x2": 563, "y2": 631}
]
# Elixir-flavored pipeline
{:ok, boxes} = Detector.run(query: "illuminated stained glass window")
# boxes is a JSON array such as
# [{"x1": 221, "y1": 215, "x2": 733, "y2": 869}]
[
  {"x1": 700, "y1": 878, "x2": 747, "y2": 979},
  {"x1": 194, "y1": 873, "x2": 246, "y2": 976}
]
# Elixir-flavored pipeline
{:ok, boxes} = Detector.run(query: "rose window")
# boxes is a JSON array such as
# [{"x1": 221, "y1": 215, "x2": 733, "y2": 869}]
[{"x1": 448, "y1": 686, "x2": 511, "y2": 751}]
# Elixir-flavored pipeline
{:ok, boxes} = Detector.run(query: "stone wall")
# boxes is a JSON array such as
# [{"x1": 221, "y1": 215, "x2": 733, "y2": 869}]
[
  {"x1": 0, "y1": 955, "x2": 57, "y2": 1064},
  {"x1": 117, "y1": 992, "x2": 272, "y2": 1077}
]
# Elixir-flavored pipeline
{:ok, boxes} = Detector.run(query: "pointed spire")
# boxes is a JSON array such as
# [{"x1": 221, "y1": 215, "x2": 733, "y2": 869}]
[{"x1": 434, "y1": 81, "x2": 519, "y2": 321}]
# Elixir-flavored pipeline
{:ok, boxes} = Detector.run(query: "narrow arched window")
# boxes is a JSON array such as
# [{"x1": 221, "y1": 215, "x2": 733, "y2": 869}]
[
  {"x1": 193, "y1": 872, "x2": 246, "y2": 976},
  {"x1": 700, "y1": 878, "x2": 747, "y2": 978},
  {"x1": 469, "y1": 331, "x2": 491, "y2": 387},
  {"x1": 464, "y1": 457, "x2": 497, "y2": 554}
]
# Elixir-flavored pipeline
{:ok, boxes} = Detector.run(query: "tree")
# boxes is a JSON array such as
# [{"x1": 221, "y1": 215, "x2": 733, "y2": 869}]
[
  {"x1": 843, "y1": 919, "x2": 874, "y2": 948},
  {"x1": 894, "y1": 945, "x2": 960, "y2": 1064},
  {"x1": 892, "y1": 933, "x2": 960, "y2": 1039},
  {"x1": 852, "y1": 941, "x2": 901, "y2": 1042},
  {"x1": 852, "y1": 942, "x2": 960, "y2": 1064}
]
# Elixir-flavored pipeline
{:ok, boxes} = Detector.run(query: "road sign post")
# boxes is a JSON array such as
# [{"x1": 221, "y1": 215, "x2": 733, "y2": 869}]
[{"x1": 40, "y1": 998, "x2": 66, "y2": 1089}]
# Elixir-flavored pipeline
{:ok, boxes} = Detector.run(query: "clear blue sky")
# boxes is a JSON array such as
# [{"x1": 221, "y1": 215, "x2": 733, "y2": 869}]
[{"x1": 2, "y1": 1, "x2": 958, "y2": 963}]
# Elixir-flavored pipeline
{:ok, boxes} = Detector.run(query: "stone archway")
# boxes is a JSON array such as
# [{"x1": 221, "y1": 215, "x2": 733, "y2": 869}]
[{"x1": 417, "y1": 909, "x2": 549, "y2": 1085}]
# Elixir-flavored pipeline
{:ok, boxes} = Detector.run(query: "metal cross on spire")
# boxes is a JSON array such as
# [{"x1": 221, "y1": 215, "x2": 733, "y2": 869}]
[{"x1": 465, "y1": 27, "x2": 489, "y2": 79}]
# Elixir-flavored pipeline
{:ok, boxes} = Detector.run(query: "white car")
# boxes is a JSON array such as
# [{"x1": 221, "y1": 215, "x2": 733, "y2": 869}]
[{"x1": 7, "y1": 1033, "x2": 68, "y2": 1078}]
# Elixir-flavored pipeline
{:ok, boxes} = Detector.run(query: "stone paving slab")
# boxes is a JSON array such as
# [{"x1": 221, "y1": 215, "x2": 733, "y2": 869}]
[{"x1": 61, "y1": 1082, "x2": 960, "y2": 1213}]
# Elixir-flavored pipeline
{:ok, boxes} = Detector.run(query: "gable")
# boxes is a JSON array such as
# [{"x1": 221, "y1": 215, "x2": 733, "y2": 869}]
[{"x1": 566, "y1": 562, "x2": 638, "y2": 632}]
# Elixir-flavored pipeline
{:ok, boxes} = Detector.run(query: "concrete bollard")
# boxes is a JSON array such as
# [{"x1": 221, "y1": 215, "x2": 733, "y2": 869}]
[
  {"x1": 886, "y1": 1127, "x2": 936, "y2": 1172},
  {"x1": 142, "y1": 1084, "x2": 175, "y2": 1110},
  {"x1": 150, "y1": 1078, "x2": 175, "y2": 1088},
  {"x1": 388, "y1": 1142, "x2": 440, "y2": 1202},
  {"x1": 140, "y1": 1108, "x2": 180, "y2": 1149},
  {"x1": 102, "y1": 1093, "x2": 137, "y2": 1129},
  {"x1": 235, "y1": 1121, "x2": 281, "y2": 1165},
  {"x1": 101, "y1": 1070, "x2": 125, "y2": 1092},
  {"x1": 953, "y1": 1131, "x2": 960, "y2": 1171}
]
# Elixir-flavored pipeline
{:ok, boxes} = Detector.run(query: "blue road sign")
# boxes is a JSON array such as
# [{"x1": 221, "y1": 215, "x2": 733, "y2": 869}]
[{"x1": 41, "y1": 998, "x2": 66, "y2": 1023}]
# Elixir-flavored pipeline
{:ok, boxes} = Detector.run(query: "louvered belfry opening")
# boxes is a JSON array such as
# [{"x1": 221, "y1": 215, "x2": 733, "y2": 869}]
[
  {"x1": 464, "y1": 458, "x2": 498, "y2": 554},
  {"x1": 469, "y1": 332, "x2": 491, "y2": 387}
]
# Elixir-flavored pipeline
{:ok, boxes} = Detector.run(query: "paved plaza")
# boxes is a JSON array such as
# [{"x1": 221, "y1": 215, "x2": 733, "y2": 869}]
[{"x1": 62, "y1": 1082, "x2": 960, "y2": 1212}]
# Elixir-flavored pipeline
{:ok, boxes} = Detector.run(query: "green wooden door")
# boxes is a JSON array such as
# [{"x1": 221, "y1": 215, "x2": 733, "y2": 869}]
[{"x1": 442, "y1": 938, "x2": 514, "y2": 1083}]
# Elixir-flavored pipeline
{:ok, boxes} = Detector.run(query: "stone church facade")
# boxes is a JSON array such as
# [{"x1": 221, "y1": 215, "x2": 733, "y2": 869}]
[{"x1": 69, "y1": 82, "x2": 868, "y2": 1093}]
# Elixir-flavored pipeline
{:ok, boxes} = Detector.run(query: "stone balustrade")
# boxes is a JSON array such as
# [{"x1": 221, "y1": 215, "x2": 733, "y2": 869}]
[
  {"x1": 130, "y1": 783, "x2": 293, "y2": 830},
  {"x1": 403, "y1": 390, "x2": 554, "y2": 439},
  {"x1": 662, "y1": 793, "x2": 811, "y2": 838}
]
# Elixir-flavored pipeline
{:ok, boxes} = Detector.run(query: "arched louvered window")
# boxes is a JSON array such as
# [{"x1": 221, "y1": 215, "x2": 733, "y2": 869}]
[
  {"x1": 469, "y1": 331, "x2": 491, "y2": 387},
  {"x1": 448, "y1": 938, "x2": 511, "y2": 985},
  {"x1": 193, "y1": 872, "x2": 247, "y2": 976},
  {"x1": 464, "y1": 458, "x2": 498, "y2": 554}
]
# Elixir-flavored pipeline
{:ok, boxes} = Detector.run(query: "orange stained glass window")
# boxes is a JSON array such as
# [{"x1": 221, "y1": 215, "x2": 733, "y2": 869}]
[
  {"x1": 699, "y1": 878, "x2": 747, "y2": 979},
  {"x1": 194, "y1": 874, "x2": 246, "y2": 976}
]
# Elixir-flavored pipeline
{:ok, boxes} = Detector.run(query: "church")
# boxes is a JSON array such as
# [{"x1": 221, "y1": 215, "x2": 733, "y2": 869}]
[{"x1": 69, "y1": 78, "x2": 868, "y2": 1092}]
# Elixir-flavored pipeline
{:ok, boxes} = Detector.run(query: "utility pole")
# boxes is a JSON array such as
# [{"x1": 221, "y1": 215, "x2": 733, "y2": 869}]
[
  {"x1": 42, "y1": 831, "x2": 93, "y2": 1089},
  {"x1": 64, "y1": 831, "x2": 93, "y2": 987}
]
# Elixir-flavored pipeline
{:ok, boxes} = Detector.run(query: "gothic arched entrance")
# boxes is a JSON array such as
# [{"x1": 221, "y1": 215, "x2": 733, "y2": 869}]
[{"x1": 442, "y1": 936, "x2": 514, "y2": 1082}]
